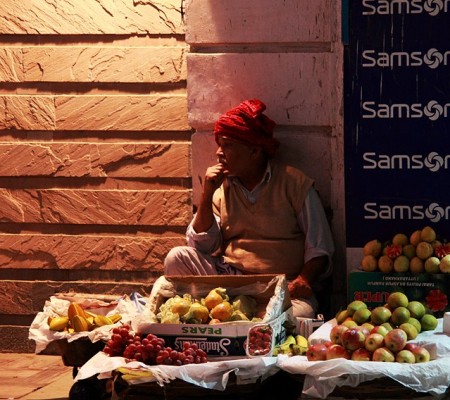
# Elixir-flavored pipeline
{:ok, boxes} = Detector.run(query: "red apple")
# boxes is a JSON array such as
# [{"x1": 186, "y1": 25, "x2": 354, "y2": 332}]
[
  {"x1": 326, "y1": 344, "x2": 351, "y2": 360},
  {"x1": 306, "y1": 344, "x2": 328, "y2": 361},
  {"x1": 370, "y1": 325, "x2": 389, "y2": 337},
  {"x1": 395, "y1": 349, "x2": 415, "y2": 364},
  {"x1": 409, "y1": 345, "x2": 431, "y2": 363},
  {"x1": 351, "y1": 347, "x2": 372, "y2": 361},
  {"x1": 330, "y1": 324, "x2": 349, "y2": 345},
  {"x1": 341, "y1": 328, "x2": 366, "y2": 351},
  {"x1": 356, "y1": 325, "x2": 371, "y2": 338},
  {"x1": 364, "y1": 333, "x2": 385, "y2": 352},
  {"x1": 323, "y1": 340, "x2": 333, "y2": 348},
  {"x1": 372, "y1": 346, "x2": 395, "y2": 362},
  {"x1": 403, "y1": 343, "x2": 419, "y2": 352},
  {"x1": 384, "y1": 329, "x2": 407, "y2": 352}
]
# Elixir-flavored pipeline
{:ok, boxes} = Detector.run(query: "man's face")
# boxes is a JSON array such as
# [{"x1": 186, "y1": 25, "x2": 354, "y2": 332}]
[{"x1": 215, "y1": 136, "x2": 254, "y2": 176}]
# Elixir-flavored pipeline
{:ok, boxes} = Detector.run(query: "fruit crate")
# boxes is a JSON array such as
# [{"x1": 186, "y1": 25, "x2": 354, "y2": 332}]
[
  {"x1": 56, "y1": 337, "x2": 105, "y2": 368},
  {"x1": 348, "y1": 271, "x2": 449, "y2": 317}
]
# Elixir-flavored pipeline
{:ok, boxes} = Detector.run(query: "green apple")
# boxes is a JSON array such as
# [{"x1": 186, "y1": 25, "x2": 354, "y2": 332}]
[
  {"x1": 390, "y1": 307, "x2": 410, "y2": 326},
  {"x1": 387, "y1": 292, "x2": 409, "y2": 309},
  {"x1": 371, "y1": 306, "x2": 392, "y2": 325},
  {"x1": 421, "y1": 314, "x2": 438, "y2": 331},
  {"x1": 399, "y1": 322, "x2": 418, "y2": 340},
  {"x1": 347, "y1": 300, "x2": 368, "y2": 316},
  {"x1": 407, "y1": 301, "x2": 426, "y2": 319}
]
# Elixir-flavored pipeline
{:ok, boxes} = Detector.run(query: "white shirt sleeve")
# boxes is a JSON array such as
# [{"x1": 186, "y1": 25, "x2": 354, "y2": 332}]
[
  {"x1": 298, "y1": 187, "x2": 335, "y2": 278},
  {"x1": 186, "y1": 213, "x2": 222, "y2": 254}
]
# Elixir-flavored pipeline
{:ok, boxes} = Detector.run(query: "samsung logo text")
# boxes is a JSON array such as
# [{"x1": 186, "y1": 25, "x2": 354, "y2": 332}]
[
  {"x1": 364, "y1": 202, "x2": 449, "y2": 222},
  {"x1": 363, "y1": 152, "x2": 450, "y2": 172},
  {"x1": 362, "y1": 48, "x2": 450, "y2": 69},
  {"x1": 362, "y1": 100, "x2": 449, "y2": 120},
  {"x1": 362, "y1": 0, "x2": 449, "y2": 16}
]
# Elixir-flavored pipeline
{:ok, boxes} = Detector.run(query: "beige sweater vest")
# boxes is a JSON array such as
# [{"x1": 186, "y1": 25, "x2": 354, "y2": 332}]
[{"x1": 213, "y1": 162, "x2": 313, "y2": 280}]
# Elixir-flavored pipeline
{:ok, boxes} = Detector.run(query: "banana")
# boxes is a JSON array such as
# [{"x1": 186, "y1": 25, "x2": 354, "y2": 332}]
[
  {"x1": 94, "y1": 315, "x2": 114, "y2": 327},
  {"x1": 49, "y1": 316, "x2": 70, "y2": 331},
  {"x1": 108, "y1": 313, "x2": 122, "y2": 324},
  {"x1": 68, "y1": 302, "x2": 87, "y2": 320},
  {"x1": 72, "y1": 314, "x2": 90, "y2": 332},
  {"x1": 295, "y1": 334, "x2": 308, "y2": 354}
]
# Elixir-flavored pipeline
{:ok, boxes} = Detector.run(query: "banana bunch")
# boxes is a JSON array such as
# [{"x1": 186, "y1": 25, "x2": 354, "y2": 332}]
[
  {"x1": 273, "y1": 334, "x2": 308, "y2": 356},
  {"x1": 48, "y1": 302, "x2": 122, "y2": 333}
]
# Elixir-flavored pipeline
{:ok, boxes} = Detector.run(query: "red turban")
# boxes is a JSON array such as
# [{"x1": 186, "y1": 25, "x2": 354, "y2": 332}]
[{"x1": 214, "y1": 99, "x2": 280, "y2": 158}]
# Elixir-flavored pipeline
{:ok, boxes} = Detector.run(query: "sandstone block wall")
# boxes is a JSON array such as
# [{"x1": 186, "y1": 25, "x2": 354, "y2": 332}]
[
  {"x1": 0, "y1": 0, "x2": 189, "y2": 352},
  {"x1": 0, "y1": 0, "x2": 345, "y2": 353}
]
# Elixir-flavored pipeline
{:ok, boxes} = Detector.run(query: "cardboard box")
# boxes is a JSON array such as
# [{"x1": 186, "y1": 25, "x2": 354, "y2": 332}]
[
  {"x1": 348, "y1": 271, "x2": 449, "y2": 316},
  {"x1": 144, "y1": 274, "x2": 293, "y2": 357}
]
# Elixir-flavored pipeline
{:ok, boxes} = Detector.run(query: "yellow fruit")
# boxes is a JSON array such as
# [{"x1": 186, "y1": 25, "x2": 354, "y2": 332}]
[
  {"x1": 49, "y1": 316, "x2": 70, "y2": 331},
  {"x1": 94, "y1": 315, "x2": 113, "y2": 327},
  {"x1": 387, "y1": 292, "x2": 409, "y2": 308},
  {"x1": 204, "y1": 289, "x2": 225, "y2": 311},
  {"x1": 72, "y1": 315, "x2": 90, "y2": 332},
  {"x1": 68, "y1": 302, "x2": 87, "y2": 320},
  {"x1": 210, "y1": 301, "x2": 233, "y2": 322},
  {"x1": 108, "y1": 314, "x2": 122, "y2": 323}
]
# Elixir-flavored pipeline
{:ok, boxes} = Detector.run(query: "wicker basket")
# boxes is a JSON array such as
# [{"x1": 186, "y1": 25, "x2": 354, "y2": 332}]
[{"x1": 56, "y1": 337, "x2": 105, "y2": 367}]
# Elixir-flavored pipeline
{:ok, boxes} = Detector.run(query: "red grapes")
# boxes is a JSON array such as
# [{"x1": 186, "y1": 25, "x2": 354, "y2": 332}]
[{"x1": 102, "y1": 324, "x2": 207, "y2": 365}]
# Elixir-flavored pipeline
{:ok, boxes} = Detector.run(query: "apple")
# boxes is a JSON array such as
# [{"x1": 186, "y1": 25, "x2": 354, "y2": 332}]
[
  {"x1": 361, "y1": 255, "x2": 378, "y2": 272},
  {"x1": 407, "y1": 301, "x2": 426, "y2": 319},
  {"x1": 326, "y1": 344, "x2": 351, "y2": 360},
  {"x1": 409, "y1": 257, "x2": 424, "y2": 274},
  {"x1": 341, "y1": 328, "x2": 366, "y2": 351},
  {"x1": 409, "y1": 230, "x2": 422, "y2": 246},
  {"x1": 353, "y1": 308, "x2": 372, "y2": 324},
  {"x1": 371, "y1": 306, "x2": 392, "y2": 325},
  {"x1": 387, "y1": 292, "x2": 409, "y2": 308},
  {"x1": 392, "y1": 233, "x2": 408, "y2": 246},
  {"x1": 390, "y1": 306, "x2": 410, "y2": 326},
  {"x1": 356, "y1": 325, "x2": 371, "y2": 338},
  {"x1": 394, "y1": 255, "x2": 410, "y2": 272},
  {"x1": 361, "y1": 322, "x2": 375, "y2": 332},
  {"x1": 384, "y1": 328, "x2": 407, "y2": 352},
  {"x1": 370, "y1": 325, "x2": 389, "y2": 337},
  {"x1": 306, "y1": 344, "x2": 328, "y2": 361},
  {"x1": 403, "y1": 343, "x2": 418, "y2": 352},
  {"x1": 372, "y1": 347, "x2": 395, "y2": 362},
  {"x1": 425, "y1": 256, "x2": 441, "y2": 273},
  {"x1": 341, "y1": 320, "x2": 358, "y2": 329},
  {"x1": 363, "y1": 239, "x2": 382, "y2": 257},
  {"x1": 351, "y1": 347, "x2": 372, "y2": 361},
  {"x1": 439, "y1": 254, "x2": 450, "y2": 273},
  {"x1": 381, "y1": 322, "x2": 394, "y2": 332},
  {"x1": 330, "y1": 324, "x2": 349, "y2": 345},
  {"x1": 364, "y1": 333, "x2": 385, "y2": 352},
  {"x1": 336, "y1": 309, "x2": 350, "y2": 324},
  {"x1": 420, "y1": 226, "x2": 436, "y2": 243},
  {"x1": 378, "y1": 255, "x2": 394, "y2": 273},
  {"x1": 399, "y1": 322, "x2": 418, "y2": 340},
  {"x1": 416, "y1": 242, "x2": 434, "y2": 260},
  {"x1": 347, "y1": 300, "x2": 368, "y2": 316},
  {"x1": 395, "y1": 349, "x2": 415, "y2": 363},
  {"x1": 402, "y1": 244, "x2": 416, "y2": 259},
  {"x1": 409, "y1": 345, "x2": 431, "y2": 363}
]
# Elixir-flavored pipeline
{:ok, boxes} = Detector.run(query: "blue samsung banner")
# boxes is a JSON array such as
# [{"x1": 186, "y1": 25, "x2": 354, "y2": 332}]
[{"x1": 344, "y1": 1, "x2": 450, "y2": 262}]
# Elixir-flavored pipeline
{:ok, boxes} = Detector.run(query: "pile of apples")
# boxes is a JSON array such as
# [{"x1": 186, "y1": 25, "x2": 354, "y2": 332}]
[
  {"x1": 306, "y1": 292, "x2": 434, "y2": 363},
  {"x1": 361, "y1": 226, "x2": 450, "y2": 274}
]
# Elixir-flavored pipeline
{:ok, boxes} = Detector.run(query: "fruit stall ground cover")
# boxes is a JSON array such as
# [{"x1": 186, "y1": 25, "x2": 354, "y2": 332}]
[{"x1": 74, "y1": 318, "x2": 450, "y2": 399}]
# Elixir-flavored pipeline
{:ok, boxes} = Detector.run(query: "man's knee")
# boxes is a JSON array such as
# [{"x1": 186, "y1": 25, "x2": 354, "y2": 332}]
[{"x1": 164, "y1": 246, "x2": 192, "y2": 274}]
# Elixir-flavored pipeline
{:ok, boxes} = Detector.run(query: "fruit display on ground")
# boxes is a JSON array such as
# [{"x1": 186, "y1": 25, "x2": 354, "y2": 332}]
[
  {"x1": 361, "y1": 226, "x2": 450, "y2": 274},
  {"x1": 48, "y1": 301, "x2": 122, "y2": 333},
  {"x1": 306, "y1": 292, "x2": 435, "y2": 363},
  {"x1": 102, "y1": 323, "x2": 207, "y2": 365},
  {"x1": 157, "y1": 287, "x2": 263, "y2": 324}
]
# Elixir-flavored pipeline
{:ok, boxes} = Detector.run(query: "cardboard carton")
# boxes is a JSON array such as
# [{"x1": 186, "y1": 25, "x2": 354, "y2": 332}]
[
  {"x1": 144, "y1": 274, "x2": 293, "y2": 357},
  {"x1": 348, "y1": 271, "x2": 449, "y2": 317}
]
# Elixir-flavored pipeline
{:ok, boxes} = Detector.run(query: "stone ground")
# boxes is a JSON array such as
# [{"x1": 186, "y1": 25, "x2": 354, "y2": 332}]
[{"x1": 0, "y1": 353, "x2": 73, "y2": 400}]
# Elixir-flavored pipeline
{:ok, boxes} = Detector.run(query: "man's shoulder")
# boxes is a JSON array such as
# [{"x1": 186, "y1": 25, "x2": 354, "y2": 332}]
[{"x1": 271, "y1": 160, "x2": 310, "y2": 180}]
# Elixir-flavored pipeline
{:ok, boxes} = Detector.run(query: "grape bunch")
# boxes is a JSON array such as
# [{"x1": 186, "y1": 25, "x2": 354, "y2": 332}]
[{"x1": 102, "y1": 324, "x2": 207, "y2": 365}]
